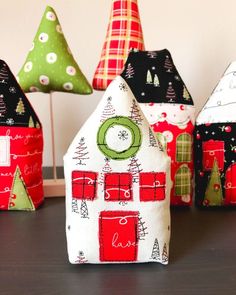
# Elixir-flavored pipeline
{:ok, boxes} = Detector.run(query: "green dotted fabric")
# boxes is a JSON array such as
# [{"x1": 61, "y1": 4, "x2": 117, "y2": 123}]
[{"x1": 17, "y1": 6, "x2": 92, "y2": 94}]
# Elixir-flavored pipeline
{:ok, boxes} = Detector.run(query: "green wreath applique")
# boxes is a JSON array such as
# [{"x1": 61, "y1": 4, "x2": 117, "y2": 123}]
[{"x1": 97, "y1": 116, "x2": 142, "y2": 160}]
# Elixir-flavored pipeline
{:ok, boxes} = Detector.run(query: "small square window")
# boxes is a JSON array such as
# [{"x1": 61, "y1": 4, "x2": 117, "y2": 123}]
[
  {"x1": 104, "y1": 173, "x2": 133, "y2": 201},
  {"x1": 139, "y1": 172, "x2": 166, "y2": 201},
  {"x1": 203, "y1": 140, "x2": 224, "y2": 171},
  {"x1": 72, "y1": 171, "x2": 97, "y2": 200}
]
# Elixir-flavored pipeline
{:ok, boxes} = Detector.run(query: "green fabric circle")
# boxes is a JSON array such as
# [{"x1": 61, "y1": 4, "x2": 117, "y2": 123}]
[
  {"x1": 17, "y1": 6, "x2": 92, "y2": 94},
  {"x1": 97, "y1": 116, "x2": 142, "y2": 160}
]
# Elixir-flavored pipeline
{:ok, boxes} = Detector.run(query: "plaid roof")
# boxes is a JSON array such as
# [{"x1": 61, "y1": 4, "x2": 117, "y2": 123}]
[{"x1": 93, "y1": 0, "x2": 145, "y2": 90}]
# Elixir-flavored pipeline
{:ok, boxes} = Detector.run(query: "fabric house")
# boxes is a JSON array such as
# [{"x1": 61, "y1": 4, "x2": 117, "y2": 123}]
[
  {"x1": 121, "y1": 49, "x2": 195, "y2": 206},
  {"x1": 0, "y1": 60, "x2": 43, "y2": 210},
  {"x1": 64, "y1": 76, "x2": 171, "y2": 264},
  {"x1": 195, "y1": 62, "x2": 236, "y2": 206}
]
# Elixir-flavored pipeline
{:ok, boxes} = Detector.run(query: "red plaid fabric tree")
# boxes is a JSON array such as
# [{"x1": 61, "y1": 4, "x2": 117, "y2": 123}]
[{"x1": 93, "y1": 0, "x2": 145, "y2": 90}]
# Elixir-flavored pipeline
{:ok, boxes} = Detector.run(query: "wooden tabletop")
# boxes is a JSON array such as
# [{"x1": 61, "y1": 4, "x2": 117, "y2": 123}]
[{"x1": 1, "y1": 198, "x2": 236, "y2": 295}]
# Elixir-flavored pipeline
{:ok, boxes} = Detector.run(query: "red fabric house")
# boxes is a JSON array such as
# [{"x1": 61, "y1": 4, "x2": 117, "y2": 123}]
[{"x1": 0, "y1": 60, "x2": 43, "y2": 210}]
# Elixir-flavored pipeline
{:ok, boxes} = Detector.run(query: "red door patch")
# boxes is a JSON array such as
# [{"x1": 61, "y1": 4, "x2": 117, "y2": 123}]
[
  {"x1": 225, "y1": 163, "x2": 236, "y2": 204},
  {"x1": 99, "y1": 211, "x2": 139, "y2": 262},
  {"x1": 104, "y1": 173, "x2": 133, "y2": 201},
  {"x1": 202, "y1": 140, "x2": 224, "y2": 171},
  {"x1": 72, "y1": 171, "x2": 97, "y2": 200},
  {"x1": 139, "y1": 172, "x2": 166, "y2": 201}
]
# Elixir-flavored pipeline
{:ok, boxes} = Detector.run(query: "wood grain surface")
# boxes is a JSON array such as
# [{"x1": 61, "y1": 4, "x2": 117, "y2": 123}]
[{"x1": 1, "y1": 198, "x2": 236, "y2": 295}]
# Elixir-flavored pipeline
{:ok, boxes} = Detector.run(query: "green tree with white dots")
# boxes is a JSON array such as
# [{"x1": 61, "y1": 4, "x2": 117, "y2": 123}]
[{"x1": 17, "y1": 6, "x2": 92, "y2": 94}]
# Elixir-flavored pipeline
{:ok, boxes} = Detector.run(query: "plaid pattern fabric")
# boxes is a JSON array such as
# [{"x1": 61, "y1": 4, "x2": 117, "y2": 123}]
[
  {"x1": 175, "y1": 165, "x2": 191, "y2": 196},
  {"x1": 93, "y1": 0, "x2": 145, "y2": 90},
  {"x1": 176, "y1": 133, "x2": 192, "y2": 162}
]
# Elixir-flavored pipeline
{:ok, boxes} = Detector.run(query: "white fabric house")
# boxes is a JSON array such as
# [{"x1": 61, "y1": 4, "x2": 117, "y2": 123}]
[{"x1": 64, "y1": 76, "x2": 171, "y2": 264}]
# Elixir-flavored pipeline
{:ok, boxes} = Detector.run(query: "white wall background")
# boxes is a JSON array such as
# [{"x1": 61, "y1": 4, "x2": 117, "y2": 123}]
[{"x1": 0, "y1": 0, "x2": 236, "y2": 166}]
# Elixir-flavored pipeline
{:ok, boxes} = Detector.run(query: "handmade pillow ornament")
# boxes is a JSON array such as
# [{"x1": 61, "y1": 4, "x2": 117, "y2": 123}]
[
  {"x1": 64, "y1": 76, "x2": 171, "y2": 264},
  {"x1": 0, "y1": 60, "x2": 43, "y2": 210},
  {"x1": 17, "y1": 6, "x2": 92, "y2": 94},
  {"x1": 195, "y1": 62, "x2": 236, "y2": 206},
  {"x1": 92, "y1": 0, "x2": 145, "y2": 90},
  {"x1": 121, "y1": 49, "x2": 195, "y2": 206}
]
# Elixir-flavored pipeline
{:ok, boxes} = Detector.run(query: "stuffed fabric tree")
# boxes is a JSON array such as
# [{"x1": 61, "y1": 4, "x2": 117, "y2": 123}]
[
  {"x1": 195, "y1": 61, "x2": 236, "y2": 206},
  {"x1": 17, "y1": 6, "x2": 92, "y2": 94},
  {"x1": 92, "y1": 0, "x2": 145, "y2": 90},
  {"x1": 121, "y1": 49, "x2": 195, "y2": 206},
  {"x1": 64, "y1": 76, "x2": 171, "y2": 264},
  {"x1": 0, "y1": 60, "x2": 43, "y2": 211}
]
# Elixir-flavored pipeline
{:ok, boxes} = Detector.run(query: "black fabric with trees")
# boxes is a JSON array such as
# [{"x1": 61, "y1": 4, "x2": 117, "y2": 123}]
[
  {"x1": 0, "y1": 60, "x2": 41, "y2": 127},
  {"x1": 121, "y1": 49, "x2": 193, "y2": 105},
  {"x1": 195, "y1": 123, "x2": 236, "y2": 206}
]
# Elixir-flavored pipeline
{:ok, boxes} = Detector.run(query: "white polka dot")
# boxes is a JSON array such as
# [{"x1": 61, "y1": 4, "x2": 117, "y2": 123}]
[
  {"x1": 66, "y1": 66, "x2": 76, "y2": 76},
  {"x1": 29, "y1": 86, "x2": 40, "y2": 92},
  {"x1": 56, "y1": 24, "x2": 63, "y2": 34},
  {"x1": 63, "y1": 82, "x2": 73, "y2": 91},
  {"x1": 24, "y1": 61, "x2": 33, "y2": 72},
  {"x1": 46, "y1": 11, "x2": 56, "y2": 21},
  {"x1": 46, "y1": 52, "x2": 57, "y2": 64},
  {"x1": 30, "y1": 42, "x2": 34, "y2": 51},
  {"x1": 163, "y1": 131, "x2": 173, "y2": 143},
  {"x1": 38, "y1": 33, "x2": 49, "y2": 43},
  {"x1": 39, "y1": 75, "x2": 50, "y2": 85}
]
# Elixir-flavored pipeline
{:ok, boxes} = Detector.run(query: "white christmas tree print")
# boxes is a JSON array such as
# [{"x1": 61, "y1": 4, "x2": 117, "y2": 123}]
[
  {"x1": 73, "y1": 137, "x2": 89, "y2": 165},
  {"x1": 0, "y1": 95, "x2": 7, "y2": 117},
  {"x1": 137, "y1": 215, "x2": 148, "y2": 240},
  {"x1": 127, "y1": 156, "x2": 142, "y2": 183},
  {"x1": 150, "y1": 238, "x2": 160, "y2": 260},
  {"x1": 0, "y1": 64, "x2": 8, "y2": 84},
  {"x1": 99, "y1": 158, "x2": 112, "y2": 185},
  {"x1": 153, "y1": 74, "x2": 160, "y2": 87},
  {"x1": 100, "y1": 96, "x2": 115, "y2": 122},
  {"x1": 164, "y1": 55, "x2": 173, "y2": 72},
  {"x1": 129, "y1": 99, "x2": 143, "y2": 125},
  {"x1": 146, "y1": 70, "x2": 153, "y2": 84},
  {"x1": 148, "y1": 128, "x2": 157, "y2": 147},
  {"x1": 162, "y1": 243, "x2": 168, "y2": 264},
  {"x1": 72, "y1": 198, "x2": 79, "y2": 214},
  {"x1": 166, "y1": 82, "x2": 176, "y2": 102},
  {"x1": 80, "y1": 200, "x2": 89, "y2": 218},
  {"x1": 125, "y1": 63, "x2": 135, "y2": 79}
]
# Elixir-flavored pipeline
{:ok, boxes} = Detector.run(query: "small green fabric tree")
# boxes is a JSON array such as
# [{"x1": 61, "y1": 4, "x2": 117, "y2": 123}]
[
  {"x1": 17, "y1": 6, "x2": 92, "y2": 94},
  {"x1": 8, "y1": 167, "x2": 35, "y2": 211},
  {"x1": 28, "y1": 116, "x2": 34, "y2": 127},
  {"x1": 204, "y1": 159, "x2": 223, "y2": 206},
  {"x1": 183, "y1": 86, "x2": 191, "y2": 101}
]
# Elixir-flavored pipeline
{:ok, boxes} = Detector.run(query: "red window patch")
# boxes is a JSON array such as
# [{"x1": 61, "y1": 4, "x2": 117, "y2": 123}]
[
  {"x1": 104, "y1": 173, "x2": 133, "y2": 201},
  {"x1": 203, "y1": 140, "x2": 224, "y2": 171},
  {"x1": 225, "y1": 163, "x2": 236, "y2": 205},
  {"x1": 99, "y1": 211, "x2": 139, "y2": 262},
  {"x1": 72, "y1": 171, "x2": 97, "y2": 200},
  {"x1": 139, "y1": 172, "x2": 166, "y2": 201}
]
